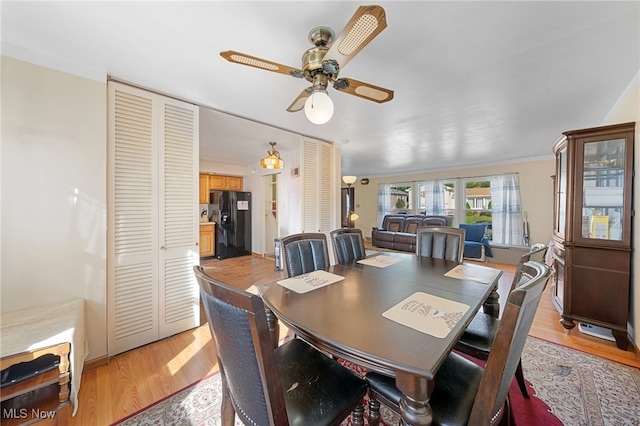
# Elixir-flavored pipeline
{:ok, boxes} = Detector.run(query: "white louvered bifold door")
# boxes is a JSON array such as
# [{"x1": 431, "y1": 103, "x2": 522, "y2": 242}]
[
  {"x1": 302, "y1": 140, "x2": 320, "y2": 232},
  {"x1": 158, "y1": 98, "x2": 199, "y2": 339},
  {"x1": 301, "y1": 140, "x2": 334, "y2": 234},
  {"x1": 108, "y1": 82, "x2": 199, "y2": 356}
]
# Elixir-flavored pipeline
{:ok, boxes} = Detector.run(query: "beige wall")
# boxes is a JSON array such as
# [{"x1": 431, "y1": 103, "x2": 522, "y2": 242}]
[
  {"x1": 2, "y1": 54, "x2": 637, "y2": 360},
  {"x1": 353, "y1": 158, "x2": 555, "y2": 248},
  {"x1": 1, "y1": 56, "x2": 108, "y2": 359},
  {"x1": 606, "y1": 77, "x2": 639, "y2": 346}
]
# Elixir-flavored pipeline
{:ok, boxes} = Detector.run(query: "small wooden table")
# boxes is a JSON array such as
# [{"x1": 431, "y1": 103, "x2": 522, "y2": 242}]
[
  {"x1": 259, "y1": 252, "x2": 502, "y2": 426},
  {"x1": 1, "y1": 299, "x2": 87, "y2": 424}
]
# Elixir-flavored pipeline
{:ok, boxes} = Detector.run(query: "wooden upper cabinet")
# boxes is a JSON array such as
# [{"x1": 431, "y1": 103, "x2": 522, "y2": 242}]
[
  {"x1": 208, "y1": 174, "x2": 243, "y2": 191},
  {"x1": 199, "y1": 174, "x2": 209, "y2": 204},
  {"x1": 199, "y1": 174, "x2": 243, "y2": 201}
]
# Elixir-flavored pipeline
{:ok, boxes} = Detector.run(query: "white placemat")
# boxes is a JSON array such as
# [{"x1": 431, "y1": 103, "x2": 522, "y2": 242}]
[
  {"x1": 444, "y1": 263, "x2": 502, "y2": 284},
  {"x1": 382, "y1": 292, "x2": 470, "y2": 338},
  {"x1": 277, "y1": 270, "x2": 344, "y2": 293},
  {"x1": 357, "y1": 255, "x2": 403, "y2": 268}
]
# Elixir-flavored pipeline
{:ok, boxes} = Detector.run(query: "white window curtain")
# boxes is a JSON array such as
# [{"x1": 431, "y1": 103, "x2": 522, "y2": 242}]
[
  {"x1": 377, "y1": 183, "x2": 392, "y2": 226},
  {"x1": 490, "y1": 174, "x2": 524, "y2": 246},
  {"x1": 423, "y1": 180, "x2": 446, "y2": 215}
]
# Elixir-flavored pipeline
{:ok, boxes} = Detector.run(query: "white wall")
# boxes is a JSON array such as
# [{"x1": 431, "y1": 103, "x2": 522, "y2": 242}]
[{"x1": 1, "y1": 56, "x2": 108, "y2": 359}]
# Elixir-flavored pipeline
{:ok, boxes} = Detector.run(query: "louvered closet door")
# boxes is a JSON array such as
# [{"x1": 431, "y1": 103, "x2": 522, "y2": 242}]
[
  {"x1": 158, "y1": 98, "x2": 199, "y2": 338},
  {"x1": 108, "y1": 82, "x2": 199, "y2": 356},
  {"x1": 301, "y1": 140, "x2": 334, "y2": 234}
]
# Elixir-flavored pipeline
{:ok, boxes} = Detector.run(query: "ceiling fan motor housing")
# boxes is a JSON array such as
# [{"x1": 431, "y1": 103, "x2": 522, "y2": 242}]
[{"x1": 302, "y1": 46, "x2": 333, "y2": 80}]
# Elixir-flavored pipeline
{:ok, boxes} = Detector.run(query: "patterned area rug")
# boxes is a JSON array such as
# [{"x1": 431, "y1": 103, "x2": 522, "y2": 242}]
[
  {"x1": 522, "y1": 337, "x2": 640, "y2": 425},
  {"x1": 111, "y1": 337, "x2": 640, "y2": 426}
]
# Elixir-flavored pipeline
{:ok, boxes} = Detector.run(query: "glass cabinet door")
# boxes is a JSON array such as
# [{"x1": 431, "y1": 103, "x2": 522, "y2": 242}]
[
  {"x1": 556, "y1": 147, "x2": 567, "y2": 236},
  {"x1": 578, "y1": 138, "x2": 626, "y2": 241}
]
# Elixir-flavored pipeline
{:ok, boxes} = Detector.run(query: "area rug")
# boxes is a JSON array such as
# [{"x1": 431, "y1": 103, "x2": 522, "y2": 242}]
[{"x1": 111, "y1": 337, "x2": 640, "y2": 426}]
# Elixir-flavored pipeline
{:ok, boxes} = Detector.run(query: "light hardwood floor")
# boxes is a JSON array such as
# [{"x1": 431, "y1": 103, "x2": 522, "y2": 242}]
[{"x1": 70, "y1": 254, "x2": 639, "y2": 426}]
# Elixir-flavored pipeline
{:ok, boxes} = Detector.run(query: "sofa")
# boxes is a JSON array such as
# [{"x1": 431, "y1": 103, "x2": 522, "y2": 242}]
[{"x1": 372, "y1": 214, "x2": 453, "y2": 252}]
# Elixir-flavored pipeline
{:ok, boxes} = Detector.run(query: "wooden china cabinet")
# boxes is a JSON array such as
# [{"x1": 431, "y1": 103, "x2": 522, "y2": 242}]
[{"x1": 551, "y1": 122, "x2": 635, "y2": 350}]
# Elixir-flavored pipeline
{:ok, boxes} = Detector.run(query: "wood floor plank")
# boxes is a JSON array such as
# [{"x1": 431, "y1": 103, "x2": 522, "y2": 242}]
[{"x1": 69, "y1": 253, "x2": 639, "y2": 425}]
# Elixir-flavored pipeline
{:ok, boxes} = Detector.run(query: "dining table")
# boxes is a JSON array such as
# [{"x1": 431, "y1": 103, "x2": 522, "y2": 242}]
[{"x1": 258, "y1": 251, "x2": 503, "y2": 426}]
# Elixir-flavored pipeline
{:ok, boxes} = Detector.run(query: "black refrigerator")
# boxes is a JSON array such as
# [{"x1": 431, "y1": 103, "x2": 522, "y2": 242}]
[{"x1": 209, "y1": 190, "x2": 251, "y2": 259}]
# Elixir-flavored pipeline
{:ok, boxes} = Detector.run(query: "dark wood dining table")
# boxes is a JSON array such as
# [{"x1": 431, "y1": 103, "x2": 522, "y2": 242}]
[{"x1": 259, "y1": 251, "x2": 502, "y2": 426}]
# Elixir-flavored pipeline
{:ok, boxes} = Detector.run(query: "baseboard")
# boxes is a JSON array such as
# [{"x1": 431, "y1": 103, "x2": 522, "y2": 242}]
[{"x1": 83, "y1": 354, "x2": 108, "y2": 372}]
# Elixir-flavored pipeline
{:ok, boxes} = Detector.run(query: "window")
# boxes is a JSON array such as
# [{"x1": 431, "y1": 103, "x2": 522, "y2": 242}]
[
  {"x1": 378, "y1": 174, "x2": 523, "y2": 246},
  {"x1": 389, "y1": 183, "x2": 413, "y2": 213},
  {"x1": 463, "y1": 178, "x2": 492, "y2": 224}
]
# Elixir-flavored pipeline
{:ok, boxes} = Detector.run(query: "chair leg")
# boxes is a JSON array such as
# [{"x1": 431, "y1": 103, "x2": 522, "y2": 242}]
[
  {"x1": 368, "y1": 390, "x2": 381, "y2": 426},
  {"x1": 220, "y1": 372, "x2": 236, "y2": 426},
  {"x1": 352, "y1": 402, "x2": 365, "y2": 426},
  {"x1": 515, "y1": 359, "x2": 529, "y2": 398},
  {"x1": 497, "y1": 396, "x2": 517, "y2": 426}
]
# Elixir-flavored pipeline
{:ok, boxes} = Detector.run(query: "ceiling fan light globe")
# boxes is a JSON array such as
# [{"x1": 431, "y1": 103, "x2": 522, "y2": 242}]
[{"x1": 304, "y1": 91, "x2": 334, "y2": 125}]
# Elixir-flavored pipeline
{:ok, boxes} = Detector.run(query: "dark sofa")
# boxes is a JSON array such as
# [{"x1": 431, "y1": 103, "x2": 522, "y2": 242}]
[{"x1": 372, "y1": 214, "x2": 453, "y2": 252}]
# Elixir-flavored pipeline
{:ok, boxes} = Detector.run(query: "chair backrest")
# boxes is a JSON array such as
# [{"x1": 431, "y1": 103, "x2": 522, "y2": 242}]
[
  {"x1": 193, "y1": 265, "x2": 289, "y2": 426},
  {"x1": 423, "y1": 216, "x2": 449, "y2": 227},
  {"x1": 507, "y1": 244, "x2": 549, "y2": 292},
  {"x1": 415, "y1": 226, "x2": 465, "y2": 263},
  {"x1": 330, "y1": 228, "x2": 366, "y2": 264},
  {"x1": 468, "y1": 261, "x2": 551, "y2": 425},
  {"x1": 276, "y1": 233, "x2": 330, "y2": 277},
  {"x1": 528, "y1": 244, "x2": 548, "y2": 263},
  {"x1": 459, "y1": 223, "x2": 489, "y2": 243}
]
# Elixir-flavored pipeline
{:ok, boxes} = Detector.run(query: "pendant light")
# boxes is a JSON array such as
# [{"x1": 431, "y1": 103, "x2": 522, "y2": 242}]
[{"x1": 260, "y1": 142, "x2": 284, "y2": 169}]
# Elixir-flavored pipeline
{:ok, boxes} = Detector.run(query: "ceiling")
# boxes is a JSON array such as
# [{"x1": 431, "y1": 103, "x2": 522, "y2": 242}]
[{"x1": 2, "y1": 1, "x2": 638, "y2": 177}]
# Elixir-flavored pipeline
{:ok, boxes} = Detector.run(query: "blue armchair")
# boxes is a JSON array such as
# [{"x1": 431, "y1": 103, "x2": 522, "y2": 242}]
[{"x1": 459, "y1": 223, "x2": 492, "y2": 261}]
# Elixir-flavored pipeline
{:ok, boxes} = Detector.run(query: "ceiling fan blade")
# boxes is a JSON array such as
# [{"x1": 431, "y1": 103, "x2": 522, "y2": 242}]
[
  {"x1": 220, "y1": 50, "x2": 304, "y2": 78},
  {"x1": 323, "y1": 5, "x2": 387, "y2": 69},
  {"x1": 334, "y1": 78, "x2": 394, "y2": 103},
  {"x1": 286, "y1": 88, "x2": 311, "y2": 112}
]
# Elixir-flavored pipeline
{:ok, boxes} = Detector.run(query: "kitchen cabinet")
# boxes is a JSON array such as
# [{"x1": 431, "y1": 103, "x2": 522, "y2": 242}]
[
  {"x1": 199, "y1": 174, "x2": 243, "y2": 202},
  {"x1": 551, "y1": 122, "x2": 634, "y2": 350},
  {"x1": 199, "y1": 223, "x2": 215, "y2": 257},
  {"x1": 208, "y1": 174, "x2": 243, "y2": 191},
  {"x1": 199, "y1": 174, "x2": 209, "y2": 203}
]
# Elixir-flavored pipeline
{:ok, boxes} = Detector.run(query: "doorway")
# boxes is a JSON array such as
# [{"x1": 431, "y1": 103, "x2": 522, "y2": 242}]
[{"x1": 263, "y1": 173, "x2": 279, "y2": 257}]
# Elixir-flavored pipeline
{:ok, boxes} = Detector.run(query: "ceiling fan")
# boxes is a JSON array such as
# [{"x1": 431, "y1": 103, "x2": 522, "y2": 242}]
[{"x1": 220, "y1": 5, "x2": 394, "y2": 125}]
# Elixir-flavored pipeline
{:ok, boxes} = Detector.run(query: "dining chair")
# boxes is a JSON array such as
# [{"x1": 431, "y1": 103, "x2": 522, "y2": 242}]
[
  {"x1": 454, "y1": 244, "x2": 549, "y2": 397},
  {"x1": 365, "y1": 261, "x2": 551, "y2": 426},
  {"x1": 415, "y1": 226, "x2": 465, "y2": 263},
  {"x1": 528, "y1": 243, "x2": 548, "y2": 263},
  {"x1": 193, "y1": 265, "x2": 367, "y2": 426},
  {"x1": 276, "y1": 232, "x2": 330, "y2": 277},
  {"x1": 330, "y1": 228, "x2": 366, "y2": 264}
]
